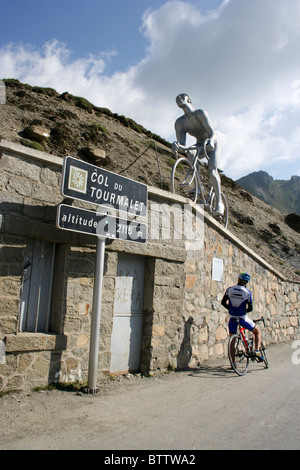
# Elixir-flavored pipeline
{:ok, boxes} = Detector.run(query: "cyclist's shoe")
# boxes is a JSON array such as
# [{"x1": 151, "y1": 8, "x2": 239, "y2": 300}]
[
  {"x1": 254, "y1": 350, "x2": 265, "y2": 362},
  {"x1": 212, "y1": 201, "x2": 225, "y2": 217}
]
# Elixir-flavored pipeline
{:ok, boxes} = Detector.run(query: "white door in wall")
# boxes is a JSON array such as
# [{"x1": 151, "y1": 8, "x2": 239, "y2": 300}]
[
  {"x1": 19, "y1": 240, "x2": 56, "y2": 332},
  {"x1": 110, "y1": 253, "x2": 145, "y2": 373}
]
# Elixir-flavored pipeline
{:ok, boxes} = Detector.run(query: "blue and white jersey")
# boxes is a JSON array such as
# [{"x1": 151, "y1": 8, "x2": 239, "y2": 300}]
[{"x1": 225, "y1": 285, "x2": 252, "y2": 317}]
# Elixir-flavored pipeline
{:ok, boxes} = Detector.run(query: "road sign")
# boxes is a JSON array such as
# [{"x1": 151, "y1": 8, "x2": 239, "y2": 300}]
[
  {"x1": 57, "y1": 204, "x2": 147, "y2": 243},
  {"x1": 59, "y1": 157, "x2": 148, "y2": 392},
  {"x1": 61, "y1": 156, "x2": 147, "y2": 217}
]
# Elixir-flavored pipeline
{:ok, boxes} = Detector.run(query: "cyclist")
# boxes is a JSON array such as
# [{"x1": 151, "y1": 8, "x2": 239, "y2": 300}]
[
  {"x1": 221, "y1": 272, "x2": 264, "y2": 361},
  {"x1": 172, "y1": 93, "x2": 224, "y2": 216}
]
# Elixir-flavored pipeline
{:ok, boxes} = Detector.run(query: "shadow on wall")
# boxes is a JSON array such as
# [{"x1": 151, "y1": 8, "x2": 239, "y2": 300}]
[{"x1": 177, "y1": 316, "x2": 193, "y2": 370}]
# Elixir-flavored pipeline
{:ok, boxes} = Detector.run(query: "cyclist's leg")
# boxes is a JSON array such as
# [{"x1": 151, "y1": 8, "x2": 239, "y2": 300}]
[
  {"x1": 186, "y1": 149, "x2": 198, "y2": 196},
  {"x1": 240, "y1": 316, "x2": 262, "y2": 353},
  {"x1": 228, "y1": 318, "x2": 238, "y2": 364},
  {"x1": 252, "y1": 326, "x2": 261, "y2": 351},
  {"x1": 252, "y1": 326, "x2": 264, "y2": 361},
  {"x1": 186, "y1": 148, "x2": 197, "y2": 164}
]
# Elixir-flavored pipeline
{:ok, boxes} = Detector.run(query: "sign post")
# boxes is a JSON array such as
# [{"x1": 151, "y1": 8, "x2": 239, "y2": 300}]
[
  {"x1": 87, "y1": 236, "x2": 105, "y2": 393},
  {"x1": 57, "y1": 156, "x2": 148, "y2": 393}
]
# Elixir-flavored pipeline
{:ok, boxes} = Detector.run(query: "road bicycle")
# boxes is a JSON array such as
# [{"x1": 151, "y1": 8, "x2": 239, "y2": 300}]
[
  {"x1": 228, "y1": 317, "x2": 269, "y2": 376},
  {"x1": 170, "y1": 140, "x2": 229, "y2": 228}
]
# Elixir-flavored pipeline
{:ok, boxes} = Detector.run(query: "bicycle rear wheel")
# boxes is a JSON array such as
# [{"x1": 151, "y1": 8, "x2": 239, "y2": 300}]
[
  {"x1": 228, "y1": 334, "x2": 249, "y2": 376},
  {"x1": 171, "y1": 157, "x2": 198, "y2": 203}
]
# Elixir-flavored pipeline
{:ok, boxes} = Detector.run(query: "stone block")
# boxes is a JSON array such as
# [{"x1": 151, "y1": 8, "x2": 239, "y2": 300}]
[
  {"x1": 152, "y1": 324, "x2": 165, "y2": 336},
  {"x1": 75, "y1": 334, "x2": 90, "y2": 348},
  {"x1": 198, "y1": 344, "x2": 209, "y2": 360},
  {"x1": 290, "y1": 316, "x2": 299, "y2": 327},
  {"x1": 31, "y1": 182, "x2": 61, "y2": 203},
  {"x1": 212, "y1": 342, "x2": 225, "y2": 357},
  {"x1": 81, "y1": 147, "x2": 106, "y2": 160},
  {"x1": 24, "y1": 125, "x2": 50, "y2": 142},
  {"x1": 215, "y1": 325, "x2": 228, "y2": 341},
  {"x1": 5, "y1": 176, "x2": 32, "y2": 197},
  {"x1": 27, "y1": 356, "x2": 50, "y2": 382},
  {"x1": 290, "y1": 291, "x2": 297, "y2": 303},
  {"x1": 198, "y1": 326, "x2": 208, "y2": 343},
  {"x1": 5, "y1": 333, "x2": 67, "y2": 352}
]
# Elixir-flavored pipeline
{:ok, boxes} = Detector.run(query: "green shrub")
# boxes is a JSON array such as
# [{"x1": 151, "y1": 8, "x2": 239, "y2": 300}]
[{"x1": 20, "y1": 139, "x2": 46, "y2": 152}]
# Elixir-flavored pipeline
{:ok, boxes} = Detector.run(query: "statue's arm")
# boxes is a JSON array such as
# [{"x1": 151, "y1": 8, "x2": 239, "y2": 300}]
[
  {"x1": 175, "y1": 118, "x2": 187, "y2": 145},
  {"x1": 172, "y1": 118, "x2": 187, "y2": 155}
]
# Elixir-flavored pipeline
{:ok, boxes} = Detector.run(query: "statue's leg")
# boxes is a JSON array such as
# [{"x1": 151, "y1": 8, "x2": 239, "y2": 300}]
[{"x1": 207, "y1": 143, "x2": 224, "y2": 216}]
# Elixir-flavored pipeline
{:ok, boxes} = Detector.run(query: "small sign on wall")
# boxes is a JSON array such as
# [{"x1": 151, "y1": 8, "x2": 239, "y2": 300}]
[
  {"x1": 212, "y1": 258, "x2": 223, "y2": 281},
  {"x1": 0, "y1": 340, "x2": 6, "y2": 364}
]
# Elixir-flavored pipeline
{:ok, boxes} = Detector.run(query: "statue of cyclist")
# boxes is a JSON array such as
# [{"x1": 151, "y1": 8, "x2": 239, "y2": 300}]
[
  {"x1": 172, "y1": 93, "x2": 224, "y2": 216},
  {"x1": 221, "y1": 272, "x2": 264, "y2": 361}
]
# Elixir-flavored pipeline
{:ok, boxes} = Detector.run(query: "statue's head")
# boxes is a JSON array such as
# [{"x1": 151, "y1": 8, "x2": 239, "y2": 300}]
[{"x1": 176, "y1": 94, "x2": 192, "y2": 107}]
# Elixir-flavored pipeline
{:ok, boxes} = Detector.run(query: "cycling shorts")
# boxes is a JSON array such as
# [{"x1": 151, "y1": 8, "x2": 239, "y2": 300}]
[{"x1": 228, "y1": 315, "x2": 255, "y2": 334}]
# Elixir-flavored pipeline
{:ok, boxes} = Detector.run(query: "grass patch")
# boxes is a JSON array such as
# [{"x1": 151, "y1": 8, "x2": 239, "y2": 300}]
[
  {"x1": 20, "y1": 139, "x2": 46, "y2": 152},
  {"x1": 33, "y1": 380, "x2": 88, "y2": 393}
]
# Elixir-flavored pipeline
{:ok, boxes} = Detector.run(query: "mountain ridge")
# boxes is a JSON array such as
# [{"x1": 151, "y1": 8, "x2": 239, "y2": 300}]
[{"x1": 236, "y1": 170, "x2": 300, "y2": 215}]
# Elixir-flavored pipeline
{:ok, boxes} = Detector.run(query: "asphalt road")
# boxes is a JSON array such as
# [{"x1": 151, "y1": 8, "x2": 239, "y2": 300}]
[{"x1": 1, "y1": 341, "x2": 300, "y2": 450}]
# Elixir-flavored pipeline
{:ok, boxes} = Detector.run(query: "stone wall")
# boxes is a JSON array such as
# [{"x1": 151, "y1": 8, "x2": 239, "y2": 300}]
[
  {"x1": 143, "y1": 213, "x2": 300, "y2": 373},
  {"x1": 0, "y1": 139, "x2": 299, "y2": 393},
  {"x1": 182, "y1": 229, "x2": 300, "y2": 367}
]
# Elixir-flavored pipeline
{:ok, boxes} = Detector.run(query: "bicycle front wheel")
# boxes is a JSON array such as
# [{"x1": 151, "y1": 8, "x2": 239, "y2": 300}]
[
  {"x1": 171, "y1": 157, "x2": 198, "y2": 203},
  {"x1": 260, "y1": 342, "x2": 269, "y2": 368},
  {"x1": 228, "y1": 334, "x2": 249, "y2": 376}
]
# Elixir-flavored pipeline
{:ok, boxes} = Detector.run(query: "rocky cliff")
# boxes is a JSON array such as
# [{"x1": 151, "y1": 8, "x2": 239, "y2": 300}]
[{"x1": 236, "y1": 170, "x2": 300, "y2": 215}]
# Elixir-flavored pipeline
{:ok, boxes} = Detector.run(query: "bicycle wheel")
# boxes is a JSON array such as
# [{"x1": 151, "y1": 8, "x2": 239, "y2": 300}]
[
  {"x1": 228, "y1": 334, "x2": 249, "y2": 376},
  {"x1": 171, "y1": 157, "x2": 198, "y2": 203},
  {"x1": 211, "y1": 191, "x2": 229, "y2": 228},
  {"x1": 260, "y1": 342, "x2": 269, "y2": 368}
]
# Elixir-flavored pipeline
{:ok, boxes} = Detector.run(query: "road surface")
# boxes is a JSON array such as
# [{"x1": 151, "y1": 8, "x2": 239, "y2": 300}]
[{"x1": 1, "y1": 341, "x2": 299, "y2": 450}]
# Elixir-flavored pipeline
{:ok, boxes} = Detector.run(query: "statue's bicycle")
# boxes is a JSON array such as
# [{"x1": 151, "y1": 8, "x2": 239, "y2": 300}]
[{"x1": 171, "y1": 140, "x2": 229, "y2": 228}]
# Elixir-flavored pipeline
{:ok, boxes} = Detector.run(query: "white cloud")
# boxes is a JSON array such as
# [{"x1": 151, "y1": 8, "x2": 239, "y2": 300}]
[
  {"x1": 1, "y1": 0, "x2": 300, "y2": 179},
  {"x1": 0, "y1": 39, "x2": 109, "y2": 91}
]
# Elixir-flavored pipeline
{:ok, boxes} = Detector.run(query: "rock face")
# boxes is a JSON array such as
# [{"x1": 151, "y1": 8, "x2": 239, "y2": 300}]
[
  {"x1": 24, "y1": 125, "x2": 50, "y2": 142},
  {"x1": 285, "y1": 213, "x2": 300, "y2": 233},
  {"x1": 236, "y1": 170, "x2": 300, "y2": 215}
]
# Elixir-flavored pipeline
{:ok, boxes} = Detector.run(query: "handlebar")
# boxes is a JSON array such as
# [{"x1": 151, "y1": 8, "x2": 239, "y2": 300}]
[
  {"x1": 173, "y1": 139, "x2": 210, "y2": 160},
  {"x1": 253, "y1": 317, "x2": 266, "y2": 327}
]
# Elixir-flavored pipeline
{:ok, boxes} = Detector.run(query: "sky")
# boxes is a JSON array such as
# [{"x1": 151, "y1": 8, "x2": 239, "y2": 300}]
[{"x1": 1, "y1": 0, "x2": 300, "y2": 181}]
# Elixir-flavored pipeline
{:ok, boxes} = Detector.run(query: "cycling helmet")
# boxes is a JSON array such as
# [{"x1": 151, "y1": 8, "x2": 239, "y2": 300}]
[{"x1": 238, "y1": 272, "x2": 251, "y2": 283}]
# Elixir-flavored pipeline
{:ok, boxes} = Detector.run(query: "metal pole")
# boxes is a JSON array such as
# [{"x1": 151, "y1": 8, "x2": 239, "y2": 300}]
[{"x1": 88, "y1": 236, "x2": 106, "y2": 393}]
